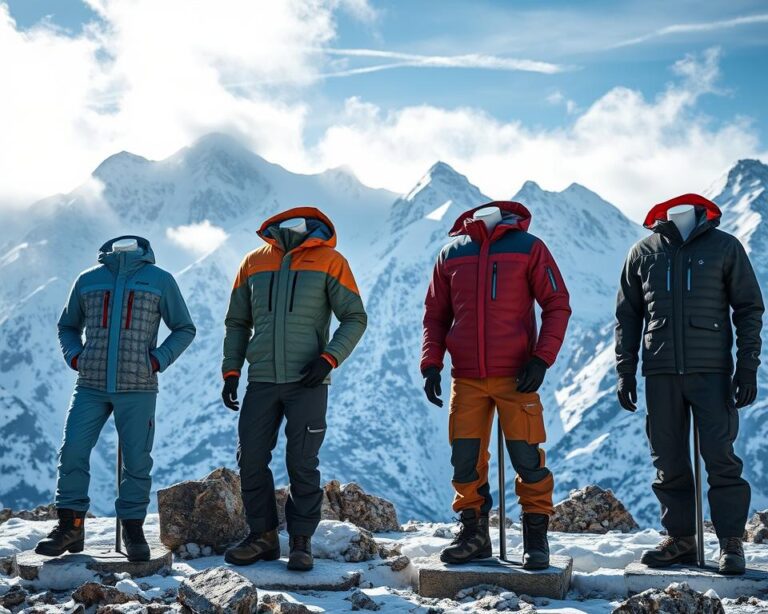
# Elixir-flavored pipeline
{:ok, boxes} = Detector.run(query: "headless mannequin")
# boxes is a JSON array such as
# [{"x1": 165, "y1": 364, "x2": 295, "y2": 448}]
[
  {"x1": 112, "y1": 238, "x2": 139, "y2": 252},
  {"x1": 279, "y1": 218, "x2": 308, "y2": 235},
  {"x1": 277, "y1": 218, "x2": 308, "y2": 253},
  {"x1": 474, "y1": 206, "x2": 502, "y2": 233},
  {"x1": 668, "y1": 204, "x2": 696, "y2": 241}
]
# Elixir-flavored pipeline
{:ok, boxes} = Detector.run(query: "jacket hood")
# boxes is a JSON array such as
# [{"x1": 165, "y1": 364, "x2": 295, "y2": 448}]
[
  {"x1": 449, "y1": 201, "x2": 532, "y2": 238},
  {"x1": 258, "y1": 206, "x2": 337, "y2": 251},
  {"x1": 98, "y1": 235, "x2": 155, "y2": 266},
  {"x1": 643, "y1": 194, "x2": 721, "y2": 230}
]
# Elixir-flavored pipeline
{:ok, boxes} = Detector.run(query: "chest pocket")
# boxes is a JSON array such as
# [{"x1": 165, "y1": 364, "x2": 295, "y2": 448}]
[{"x1": 684, "y1": 252, "x2": 723, "y2": 294}]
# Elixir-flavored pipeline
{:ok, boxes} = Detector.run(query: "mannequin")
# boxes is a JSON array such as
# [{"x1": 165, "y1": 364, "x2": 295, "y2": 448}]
[
  {"x1": 279, "y1": 218, "x2": 308, "y2": 235},
  {"x1": 112, "y1": 238, "x2": 139, "y2": 252},
  {"x1": 473, "y1": 206, "x2": 502, "y2": 232},
  {"x1": 668, "y1": 204, "x2": 696, "y2": 241}
]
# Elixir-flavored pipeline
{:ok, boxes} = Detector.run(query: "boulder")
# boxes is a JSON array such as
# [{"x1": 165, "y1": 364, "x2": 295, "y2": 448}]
[
  {"x1": 613, "y1": 582, "x2": 724, "y2": 614},
  {"x1": 178, "y1": 567, "x2": 258, "y2": 613},
  {"x1": 324, "y1": 481, "x2": 400, "y2": 533},
  {"x1": 72, "y1": 583, "x2": 143, "y2": 608},
  {"x1": 454, "y1": 585, "x2": 535, "y2": 612},
  {"x1": 258, "y1": 594, "x2": 316, "y2": 613},
  {"x1": 1, "y1": 585, "x2": 27, "y2": 609},
  {"x1": 157, "y1": 467, "x2": 248, "y2": 550},
  {"x1": 745, "y1": 509, "x2": 768, "y2": 543},
  {"x1": 345, "y1": 589, "x2": 380, "y2": 611},
  {"x1": 275, "y1": 487, "x2": 338, "y2": 530},
  {"x1": 313, "y1": 520, "x2": 379, "y2": 562},
  {"x1": 550, "y1": 485, "x2": 638, "y2": 533}
]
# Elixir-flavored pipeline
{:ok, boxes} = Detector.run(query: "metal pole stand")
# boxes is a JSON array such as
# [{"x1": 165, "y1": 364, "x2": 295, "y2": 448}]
[
  {"x1": 497, "y1": 417, "x2": 507, "y2": 562},
  {"x1": 115, "y1": 438, "x2": 123, "y2": 554},
  {"x1": 693, "y1": 424, "x2": 705, "y2": 568}
]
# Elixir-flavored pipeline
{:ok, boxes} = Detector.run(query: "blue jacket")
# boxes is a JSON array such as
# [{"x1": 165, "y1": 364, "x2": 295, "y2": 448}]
[{"x1": 58, "y1": 236, "x2": 196, "y2": 393}]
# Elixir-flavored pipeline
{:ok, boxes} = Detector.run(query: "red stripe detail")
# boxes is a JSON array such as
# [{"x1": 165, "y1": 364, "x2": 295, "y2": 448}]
[
  {"x1": 102, "y1": 291, "x2": 110, "y2": 327},
  {"x1": 223, "y1": 370, "x2": 241, "y2": 380},
  {"x1": 643, "y1": 193, "x2": 721, "y2": 228},
  {"x1": 321, "y1": 352, "x2": 338, "y2": 368},
  {"x1": 125, "y1": 290, "x2": 135, "y2": 329}
]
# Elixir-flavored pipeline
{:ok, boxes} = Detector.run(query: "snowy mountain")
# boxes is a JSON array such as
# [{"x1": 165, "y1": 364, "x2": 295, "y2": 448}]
[{"x1": 1, "y1": 136, "x2": 765, "y2": 528}]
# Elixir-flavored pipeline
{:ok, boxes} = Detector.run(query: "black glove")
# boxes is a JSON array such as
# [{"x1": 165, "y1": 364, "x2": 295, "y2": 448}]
[
  {"x1": 222, "y1": 375, "x2": 240, "y2": 411},
  {"x1": 617, "y1": 373, "x2": 637, "y2": 412},
  {"x1": 422, "y1": 367, "x2": 443, "y2": 407},
  {"x1": 516, "y1": 357, "x2": 548, "y2": 393},
  {"x1": 300, "y1": 356, "x2": 333, "y2": 387},
  {"x1": 732, "y1": 368, "x2": 758, "y2": 409}
]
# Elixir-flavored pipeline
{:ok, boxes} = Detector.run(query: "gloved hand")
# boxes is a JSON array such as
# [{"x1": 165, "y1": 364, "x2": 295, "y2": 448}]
[
  {"x1": 422, "y1": 367, "x2": 443, "y2": 407},
  {"x1": 517, "y1": 357, "x2": 548, "y2": 393},
  {"x1": 71, "y1": 354, "x2": 80, "y2": 371},
  {"x1": 300, "y1": 356, "x2": 333, "y2": 387},
  {"x1": 732, "y1": 368, "x2": 757, "y2": 408},
  {"x1": 222, "y1": 375, "x2": 240, "y2": 411},
  {"x1": 617, "y1": 373, "x2": 637, "y2": 412},
  {"x1": 150, "y1": 355, "x2": 160, "y2": 373}
]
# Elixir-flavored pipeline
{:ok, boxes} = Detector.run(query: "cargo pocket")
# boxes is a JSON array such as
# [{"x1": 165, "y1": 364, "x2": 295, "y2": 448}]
[
  {"x1": 689, "y1": 315, "x2": 723, "y2": 332},
  {"x1": 145, "y1": 418, "x2": 155, "y2": 452},
  {"x1": 302, "y1": 424, "x2": 326, "y2": 458},
  {"x1": 521, "y1": 400, "x2": 546, "y2": 444},
  {"x1": 145, "y1": 349, "x2": 153, "y2": 379}
]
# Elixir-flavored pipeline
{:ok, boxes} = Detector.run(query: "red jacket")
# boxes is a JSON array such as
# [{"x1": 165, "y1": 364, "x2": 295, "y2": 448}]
[{"x1": 421, "y1": 201, "x2": 572, "y2": 378}]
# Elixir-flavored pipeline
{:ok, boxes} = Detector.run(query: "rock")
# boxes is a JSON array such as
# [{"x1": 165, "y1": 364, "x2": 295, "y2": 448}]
[
  {"x1": 0, "y1": 504, "x2": 95, "y2": 525},
  {"x1": 324, "y1": 481, "x2": 400, "y2": 533},
  {"x1": 489, "y1": 509, "x2": 515, "y2": 529},
  {"x1": 383, "y1": 555, "x2": 411, "y2": 572},
  {"x1": 1, "y1": 585, "x2": 27, "y2": 608},
  {"x1": 376, "y1": 542, "x2": 401, "y2": 559},
  {"x1": 345, "y1": 589, "x2": 380, "y2": 611},
  {"x1": 550, "y1": 485, "x2": 638, "y2": 533},
  {"x1": 72, "y1": 582, "x2": 144, "y2": 607},
  {"x1": 97, "y1": 604, "x2": 172, "y2": 614},
  {"x1": 314, "y1": 520, "x2": 379, "y2": 562},
  {"x1": 454, "y1": 585, "x2": 534, "y2": 612},
  {"x1": 432, "y1": 526, "x2": 455, "y2": 538},
  {"x1": 612, "y1": 582, "x2": 725, "y2": 614},
  {"x1": 258, "y1": 593, "x2": 316, "y2": 613},
  {"x1": 401, "y1": 521, "x2": 420, "y2": 532},
  {"x1": 157, "y1": 467, "x2": 248, "y2": 551},
  {"x1": 177, "y1": 567, "x2": 258, "y2": 613},
  {"x1": 745, "y1": 509, "x2": 768, "y2": 543},
  {"x1": 275, "y1": 487, "x2": 338, "y2": 531}
]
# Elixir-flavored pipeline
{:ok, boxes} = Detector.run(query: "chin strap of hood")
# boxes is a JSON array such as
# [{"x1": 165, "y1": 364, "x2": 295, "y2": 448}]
[{"x1": 643, "y1": 193, "x2": 721, "y2": 230}]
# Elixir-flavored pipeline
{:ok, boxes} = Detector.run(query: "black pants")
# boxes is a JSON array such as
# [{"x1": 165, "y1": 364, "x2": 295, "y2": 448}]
[
  {"x1": 645, "y1": 373, "x2": 750, "y2": 538},
  {"x1": 237, "y1": 381, "x2": 328, "y2": 536}
]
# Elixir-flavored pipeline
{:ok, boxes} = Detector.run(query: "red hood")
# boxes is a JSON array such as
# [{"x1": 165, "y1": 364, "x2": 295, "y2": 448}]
[
  {"x1": 643, "y1": 194, "x2": 721, "y2": 229},
  {"x1": 258, "y1": 206, "x2": 337, "y2": 250},
  {"x1": 449, "y1": 201, "x2": 532, "y2": 239}
]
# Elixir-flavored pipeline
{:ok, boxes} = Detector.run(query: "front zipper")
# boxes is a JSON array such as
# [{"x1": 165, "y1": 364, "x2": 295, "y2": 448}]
[
  {"x1": 686, "y1": 257, "x2": 692, "y2": 291},
  {"x1": 546, "y1": 266, "x2": 558, "y2": 292},
  {"x1": 125, "y1": 290, "x2": 135, "y2": 329},
  {"x1": 267, "y1": 272, "x2": 274, "y2": 311},
  {"x1": 672, "y1": 247, "x2": 685, "y2": 374},
  {"x1": 666, "y1": 259, "x2": 671, "y2": 291},
  {"x1": 491, "y1": 262, "x2": 497, "y2": 300},
  {"x1": 102, "y1": 291, "x2": 111, "y2": 327},
  {"x1": 289, "y1": 271, "x2": 299, "y2": 312}
]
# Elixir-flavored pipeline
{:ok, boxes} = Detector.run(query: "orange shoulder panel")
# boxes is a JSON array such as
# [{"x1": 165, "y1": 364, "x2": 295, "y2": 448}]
[
  {"x1": 233, "y1": 246, "x2": 281, "y2": 289},
  {"x1": 292, "y1": 248, "x2": 360, "y2": 295}
]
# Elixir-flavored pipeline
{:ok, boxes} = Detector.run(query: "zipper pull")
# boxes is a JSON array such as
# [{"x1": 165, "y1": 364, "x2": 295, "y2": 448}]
[{"x1": 491, "y1": 262, "x2": 497, "y2": 300}]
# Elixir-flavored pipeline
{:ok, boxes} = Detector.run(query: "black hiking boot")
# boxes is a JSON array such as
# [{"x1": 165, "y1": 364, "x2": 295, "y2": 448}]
[
  {"x1": 224, "y1": 529, "x2": 280, "y2": 566},
  {"x1": 439, "y1": 509, "x2": 492, "y2": 564},
  {"x1": 121, "y1": 519, "x2": 151, "y2": 562},
  {"x1": 522, "y1": 513, "x2": 550, "y2": 570},
  {"x1": 34, "y1": 509, "x2": 86, "y2": 557},
  {"x1": 718, "y1": 537, "x2": 746, "y2": 575},
  {"x1": 640, "y1": 536, "x2": 697, "y2": 568},
  {"x1": 287, "y1": 535, "x2": 314, "y2": 571}
]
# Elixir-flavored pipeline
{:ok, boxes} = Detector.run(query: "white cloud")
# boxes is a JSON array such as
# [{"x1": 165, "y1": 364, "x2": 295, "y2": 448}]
[
  {"x1": 613, "y1": 13, "x2": 768, "y2": 48},
  {"x1": 312, "y1": 48, "x2": 763, "y2": 222},
  {"x1": 166, "y1": 220, "x2": 228, "y2": 255}
]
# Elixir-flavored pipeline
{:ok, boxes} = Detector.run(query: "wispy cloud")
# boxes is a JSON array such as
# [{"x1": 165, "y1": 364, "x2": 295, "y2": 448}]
[
  {"x1": 321, "y1": 48, "x2": 568, "y2": 75},
  {"x1": 612, "y1": 13, "x2": 768, "y2": 48}
]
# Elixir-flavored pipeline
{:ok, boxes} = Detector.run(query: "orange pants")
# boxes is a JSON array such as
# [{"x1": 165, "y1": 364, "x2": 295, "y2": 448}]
[{"x1": 449, "y1": 377, "x2": 554, "y2": 516}]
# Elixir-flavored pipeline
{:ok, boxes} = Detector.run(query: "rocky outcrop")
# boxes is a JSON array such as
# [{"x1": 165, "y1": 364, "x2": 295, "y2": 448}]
[
  {"x1": 157, "y1": 467, "x2": 248, "y2": 550},
  {"x1": 275, "y1": 487, "x2": 338, "y2": 530},
  {"x1": 0, "y1": 504, "x2": 94, "y2": 525},
  {"x1": 72, "y1": 583, "x2": 143, "y2": 607},
  {"x1": 745, "y1": 509, "x2": 768, "y2": 543},
  {"x1": 612, "y1": 582, "x2": 724, "y2": 614},
  {"x1": 314, "y1": 520, "x2": 379, "y2": 562},
  {"x1": 324, "y1": 481, "x2": 400, "y2": 532},
  {"x1": 178, "y1": 567, "x2": 258, "y2": 613},
  {"x1": 550, "y1": 485, "x2": 638, "y2": 533}
]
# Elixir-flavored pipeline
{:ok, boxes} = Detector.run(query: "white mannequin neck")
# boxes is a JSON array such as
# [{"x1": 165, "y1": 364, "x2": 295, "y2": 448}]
[
  {"x1": 473, "y1": 206, "x2": 502, "y2": 232},
  {"x1": 279, "y1": 217, "x2": 308, "y2": 235},
  {"x1": 112, "y1": 238, "x2": 139, "y2": 252},
  {"x1": 668, "y1": 205, "x2": 696, "y2": 241}
]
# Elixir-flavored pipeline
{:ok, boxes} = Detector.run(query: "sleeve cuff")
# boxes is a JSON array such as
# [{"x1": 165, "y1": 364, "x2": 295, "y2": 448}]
[
  {"x1": 321, "y1": 353, "x2": 338, "y2": 368},
  {"x1": 70, "y1": 354, "x2": 79, "y2": 371},
  {"x1": 223, "y1": 370, "x2": 241, "y2": 380}
]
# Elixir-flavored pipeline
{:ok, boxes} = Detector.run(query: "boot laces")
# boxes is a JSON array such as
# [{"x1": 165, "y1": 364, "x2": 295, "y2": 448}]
[
  {"x1": 291, "y1": 535, "x2": 310, "y2": 552},
  {"x1": 723, "y1": 537, "x2": 743, "y2": 555},
  {"x1": 657, "y1": 536, "x2": 680, "y2": 551},
  {"x1": 452, "y1": 516, "x2": 478, "y2": 544}
]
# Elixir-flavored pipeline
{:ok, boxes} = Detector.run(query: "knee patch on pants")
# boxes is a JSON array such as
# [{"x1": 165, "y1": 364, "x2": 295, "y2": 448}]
[
  {"x1": 506, "y1": 440, "x2": 550, "y2": 484},
  {"x1": 451, "y1": 439, "x2": 481, "y2": 483}
]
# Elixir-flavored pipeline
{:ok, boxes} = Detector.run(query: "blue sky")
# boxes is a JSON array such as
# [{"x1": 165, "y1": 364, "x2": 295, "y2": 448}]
[{"x1": 1, "y1": 0, "x2": 767, "y2": 219}]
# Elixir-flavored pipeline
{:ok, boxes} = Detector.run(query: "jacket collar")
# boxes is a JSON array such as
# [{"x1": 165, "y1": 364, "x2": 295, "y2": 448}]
[
  {"x1": 449, "y1": 201, "x2": 532, "y2": 243},
  {"x1": 643, "y1": 194, "x2": 721, "y2": 245},
  {"x1": 258, "y1": 206, "x2": 337, "y2": 252},
  {"x1": 98, "y1": 235, "x2": 155, "y2": 274}
]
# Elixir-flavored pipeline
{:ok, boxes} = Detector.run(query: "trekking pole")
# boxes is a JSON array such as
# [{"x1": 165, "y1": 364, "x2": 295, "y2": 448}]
[
  {"x1": 115, "y1": 437, "x2": 122, "y2": 553},
  {"x1": 497, "y1": 417, "x2": 507, "y2": 562},
  {"x1": 693, "y1": 423, "x2": 705, "y2": 568}
]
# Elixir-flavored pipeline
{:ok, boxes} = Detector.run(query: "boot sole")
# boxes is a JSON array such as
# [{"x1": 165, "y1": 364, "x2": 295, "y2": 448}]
[
  {"x1": 286, "y1": 560, "x2": 314, "y2": 572},
  {"x1": 34, "y1": 538, "x2": 84, "y2": 557},
  {"x1": 224, "y1": 547, "x2": 281, "y2": 566},
  {"x1": 641, "y1": 553, "x2": 697, "y2": 568},
  {"x1": 522, "y1": 559, "x2": 550, "y2": 570},
  {"x1": 124, "y1": 548, "x2": 151, "y2": 562},
  {"x1": 440, "y1": 545, "x2": 493, "y2": 565}
]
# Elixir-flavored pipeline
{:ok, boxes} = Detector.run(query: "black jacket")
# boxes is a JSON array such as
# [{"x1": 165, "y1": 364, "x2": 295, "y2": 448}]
[{"x1": 615, "y1": 194, "x2": 764, "y2": 377}]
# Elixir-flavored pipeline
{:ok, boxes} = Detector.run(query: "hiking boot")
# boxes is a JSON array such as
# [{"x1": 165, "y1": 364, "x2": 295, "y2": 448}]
[
  {"x1": 718, "y1": 537, "x2": 745, "y2": 575},
  {"x1": 640, "y1": 536, "x2": 697, "y2": 568},
  {"x1": 522, "y1": 512, "x2": 550, "y2": 570},
  {"x1": 121, "y1": 519, "x2": 151, "y2": 562},
  {"x1": 439, "y1": 509, "x2": 492, "y2": 564},
  {"x1": 224, "y1": 529, "x2": 280, "y2": 566},
  {"x1": 34, "y1": 509, "x2": 86, "y2": 557},
  {"x1": 287, "y1": 535, "x2": 314, "y2": 571}
]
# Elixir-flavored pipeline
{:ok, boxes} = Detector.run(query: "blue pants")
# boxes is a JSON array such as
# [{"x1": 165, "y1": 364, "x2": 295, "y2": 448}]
[{"x1": 55, "y1": 385, "x2": 157, "y2": 519}]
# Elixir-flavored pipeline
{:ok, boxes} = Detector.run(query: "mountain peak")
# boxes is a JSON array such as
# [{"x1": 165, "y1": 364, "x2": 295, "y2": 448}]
[{"x1": 92, "y1": 150, "x2": 150, "y2": 179}]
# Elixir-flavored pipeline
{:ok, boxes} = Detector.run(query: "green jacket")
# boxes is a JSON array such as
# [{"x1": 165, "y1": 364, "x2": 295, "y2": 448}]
[{"x1": 222, "y1": 207, "x2": 367, "y2": 383}]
